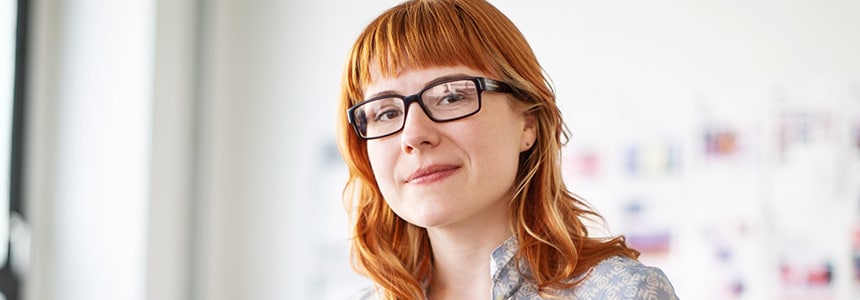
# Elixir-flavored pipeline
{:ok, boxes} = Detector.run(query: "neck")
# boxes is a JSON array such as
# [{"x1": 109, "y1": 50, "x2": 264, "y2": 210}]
[{"x1": 425, "y1": 212, "x2": 512, "y2": 299}]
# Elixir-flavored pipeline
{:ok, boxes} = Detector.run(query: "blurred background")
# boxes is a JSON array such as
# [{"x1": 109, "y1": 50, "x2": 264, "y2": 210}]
[{"x1": 1, "y1": 0, "x2": 858, "y2": 299}]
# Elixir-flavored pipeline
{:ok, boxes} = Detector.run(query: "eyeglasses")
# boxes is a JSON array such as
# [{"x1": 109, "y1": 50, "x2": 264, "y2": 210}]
[{"x1": 347, "y1": 77, "x2": 514, "y2": 140}]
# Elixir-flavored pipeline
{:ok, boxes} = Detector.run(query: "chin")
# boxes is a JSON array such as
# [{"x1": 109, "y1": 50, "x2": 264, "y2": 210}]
[
  {"x1": 388, "y1": 195, "x2": 460, "y2": 228},
  {"x1": 400, "y1": 210, "x2": 458, "y2": 229},
  {"x1": 402, "y1": 216, "x2": 446, "y2": 229}
]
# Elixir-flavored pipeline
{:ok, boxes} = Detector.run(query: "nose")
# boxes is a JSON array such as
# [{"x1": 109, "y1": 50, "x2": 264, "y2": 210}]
[{"x1": 400, "y1": 102, "x2": 439, "y2": 153}]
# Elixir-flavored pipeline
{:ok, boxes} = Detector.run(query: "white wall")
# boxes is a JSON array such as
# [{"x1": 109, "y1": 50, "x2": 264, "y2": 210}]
[
  {"x1": 27, "y1": 0, "x2": 153, "y2": 300},
  {"x1": 147, "y1": 0, "x2": 197, "y2": 299},
  {"x1": 23, "y1": 1, "x2": 860, "y2": 300}
]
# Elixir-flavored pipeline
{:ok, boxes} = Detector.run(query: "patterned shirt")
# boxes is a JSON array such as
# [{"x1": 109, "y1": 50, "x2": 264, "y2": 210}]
[{"x1": 351, "y1": 236, "x2": 679, "y2": 299}]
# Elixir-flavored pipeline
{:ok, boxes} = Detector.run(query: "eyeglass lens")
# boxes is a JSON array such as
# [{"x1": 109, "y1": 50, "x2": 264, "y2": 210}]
[{"x1": 352, "y1": 79, "x2": 480, "y2": 138}]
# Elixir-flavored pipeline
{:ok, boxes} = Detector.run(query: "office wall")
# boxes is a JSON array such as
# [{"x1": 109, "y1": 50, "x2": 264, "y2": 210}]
[{"x1": 26, "y1": 0, "x2": 153, "y2": 300}]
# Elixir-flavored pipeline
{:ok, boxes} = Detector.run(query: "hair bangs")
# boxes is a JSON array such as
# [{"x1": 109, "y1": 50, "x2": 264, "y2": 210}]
[{"x1": 350, "y1": 1, "x2": 496, "y2": 99}]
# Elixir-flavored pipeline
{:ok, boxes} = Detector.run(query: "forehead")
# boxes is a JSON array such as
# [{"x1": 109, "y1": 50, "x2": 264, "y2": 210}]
[{"x1": 364, "y1": 64, "x2": 487, "y2": 98}]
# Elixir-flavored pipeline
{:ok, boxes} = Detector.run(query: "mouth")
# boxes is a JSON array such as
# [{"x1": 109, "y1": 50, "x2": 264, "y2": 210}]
[{"x1": 405, "y1": 165, "x2": 460, "y2": 184}]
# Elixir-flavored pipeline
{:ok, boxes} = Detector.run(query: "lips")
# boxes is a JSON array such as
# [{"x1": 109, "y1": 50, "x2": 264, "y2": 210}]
[{"x1": 405, "y1": 164, "x2": 460, "y2": 184}]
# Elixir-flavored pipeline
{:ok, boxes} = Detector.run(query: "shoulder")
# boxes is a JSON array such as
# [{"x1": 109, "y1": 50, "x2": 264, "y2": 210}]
[
  {"x1": 346, "y1": 286, "x2": 378, "y2": 300},
  {"x1": 571, "y1": 256, "x2": 679, "y2": 300}
]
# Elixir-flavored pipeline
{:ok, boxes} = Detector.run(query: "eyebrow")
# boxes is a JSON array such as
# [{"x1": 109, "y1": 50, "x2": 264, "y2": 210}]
[{"x1": 365, "y1": 73, "x2": 473, "y2": 100}]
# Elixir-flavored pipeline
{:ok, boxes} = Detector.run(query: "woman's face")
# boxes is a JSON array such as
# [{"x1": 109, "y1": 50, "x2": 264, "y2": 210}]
[{"x1": 364, "y1": 65, "x2": 536, "y2": 230}]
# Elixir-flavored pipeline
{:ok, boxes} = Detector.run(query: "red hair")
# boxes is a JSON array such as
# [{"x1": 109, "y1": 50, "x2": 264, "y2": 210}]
[{"x1": 336, "y1": 1, "x2": 639, "y2": 299}]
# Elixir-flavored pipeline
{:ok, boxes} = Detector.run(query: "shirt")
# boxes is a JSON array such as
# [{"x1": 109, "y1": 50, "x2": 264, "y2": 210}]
[{"x1": 350, "y1": 236, "x2": 679, "y2": 299}]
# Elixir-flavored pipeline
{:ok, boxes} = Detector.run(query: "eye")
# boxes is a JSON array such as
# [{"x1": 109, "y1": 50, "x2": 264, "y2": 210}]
[
  {"x1": 438, "y1": 93, "x2": 466, "y2": 105},
  {"x1": 424, "y1": 80, "x2": 479, "y2": 110},
  {"x1": 374, "y1": 107, "x2": 403, "y2": 122}
]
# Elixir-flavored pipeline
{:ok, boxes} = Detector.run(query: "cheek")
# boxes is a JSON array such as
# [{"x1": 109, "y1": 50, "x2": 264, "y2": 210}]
[
  {"x1": 468, "y1": 113, "x2": 526, "y2": 175},
  {"x1": 366, "y1": 142, "x2": 397, "y2": 190},
  {"x1": 467, "y1": 113, "x2": 524, "y2": 154}
]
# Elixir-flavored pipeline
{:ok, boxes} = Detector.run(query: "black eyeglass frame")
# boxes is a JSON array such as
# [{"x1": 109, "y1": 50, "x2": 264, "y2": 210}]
[{"x1": 347, "y1": 76, "x2": 514, "y2": 140}]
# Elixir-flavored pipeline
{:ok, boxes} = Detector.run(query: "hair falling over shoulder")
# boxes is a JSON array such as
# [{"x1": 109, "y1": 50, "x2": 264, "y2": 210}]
[{"x1": 336, "y1": 1, "x2": 640, "y2": 299}]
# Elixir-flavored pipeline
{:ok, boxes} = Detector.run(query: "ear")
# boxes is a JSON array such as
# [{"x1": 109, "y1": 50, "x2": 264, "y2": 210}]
[{"x1": 520, "y1": 112, "x2": 537, "y2": 152}]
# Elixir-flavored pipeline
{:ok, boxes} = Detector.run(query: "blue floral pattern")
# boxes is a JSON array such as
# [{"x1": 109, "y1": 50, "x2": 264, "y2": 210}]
[{"x1": 350, "y1": 236, "x2": 679, "y2": 299}]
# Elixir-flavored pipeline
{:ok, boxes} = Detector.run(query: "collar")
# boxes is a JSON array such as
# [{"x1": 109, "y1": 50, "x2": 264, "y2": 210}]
[
  {"x1": 490, "y1": 235, "x2": 519, "y2": 280},
  {"x1": 490, "y1": 235, "x2": 526, "y2": 299}
]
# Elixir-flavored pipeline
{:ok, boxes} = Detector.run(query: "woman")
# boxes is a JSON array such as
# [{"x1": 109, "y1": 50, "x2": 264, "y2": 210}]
[{"x1": 336, "y1": 0, "x2": 678, "y2": 299}]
